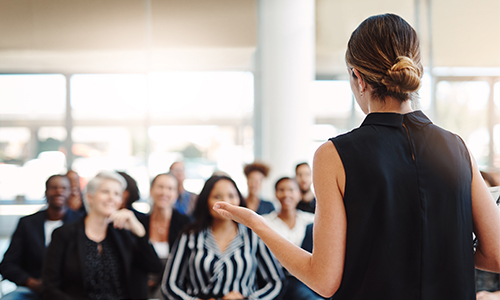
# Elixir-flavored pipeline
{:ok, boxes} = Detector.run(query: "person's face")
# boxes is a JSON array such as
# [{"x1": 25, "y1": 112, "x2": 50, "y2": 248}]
[
  {"x1": 150, "y1": 175, "x2": 178, "y2": 210},
  {"x1": 87, "y1": 179, "x2": 123, "y2": 217},
  {"x1": 275, "y1": 179, "x2": 301, "y2": 211},
  {"x1": 46, "y1": 176, "x2": 71, "y2": 209},
  {"x1": 169, "y1": 162, "x2": 186, "y2": 184},
  {"x1": 295, "y1": 164, "x2": 312, "y2": 193},
  {"x1": 246, "y1": 171, "x2": 264, "y2": 196},
  {"x1": 208, "y1": 179, "x2": 240, "y2": 220}
]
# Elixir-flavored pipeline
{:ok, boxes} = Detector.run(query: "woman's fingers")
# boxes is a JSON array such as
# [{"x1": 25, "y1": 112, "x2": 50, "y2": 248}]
[{"x1": 213, "y1": 202, "x2": 261, "y2": 229}]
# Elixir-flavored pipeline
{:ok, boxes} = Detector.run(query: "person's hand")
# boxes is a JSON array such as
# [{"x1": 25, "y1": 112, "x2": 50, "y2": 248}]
[
  {"x1": 212, "y1": 202, "x2": 263, "y2": 230},
  {"x1": 477, "y1": 291, "x2": 500, "y2": 300},
  {"x1": 223, "y1": 291, "x2": 245, "y2": 299},
  {"x1": 109, "y1": 209, "x2": 146, "y2": 237},
  {"x1": 25, "y1": 277, "x2": 43, "y2": 293}
]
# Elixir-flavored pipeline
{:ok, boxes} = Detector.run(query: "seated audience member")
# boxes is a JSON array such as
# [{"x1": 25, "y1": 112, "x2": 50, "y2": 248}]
[
  {"x1": 244, "y1": 161, "x2": 275, "y2": 214},
  {"x1": 295, "y1": 162, "x2": 316, "y2": 213},
  {"x1": 0, "y1": 175, "x2": 82, "y2": 300},
  {"x1": 137, "y1": 173, "x2": 191, "y2": 299},
  {"x1": 263, "y1": 177, "x2": 323, "y2": 300},
  {"x1": 169, "y1": 161, "x2": 198, "y2": 218},
  {"x1": 475, "y1": 171, "x2": 500, "y2": 299},
  {"x1": 117, "y1": 171, "x2": 144, "y2": 218},
  {"x1": 162, "y1": 175, "x2": 284, "y2": 300},
  {"x1": 42, "y1": 171, "x2": 161, "y2": 300},
  {"x1": 66, "y1": 170, "x2": 85, "y2": 213}
]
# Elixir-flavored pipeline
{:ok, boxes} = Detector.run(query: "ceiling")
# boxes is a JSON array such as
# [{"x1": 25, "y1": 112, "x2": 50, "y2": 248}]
[{"x1": 0, "y1": 0, "x2": 499, "y2": 75}]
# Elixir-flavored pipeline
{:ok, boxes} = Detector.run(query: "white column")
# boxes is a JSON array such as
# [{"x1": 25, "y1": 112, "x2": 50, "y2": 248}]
[{"x1": 255, "y1": 0, "x2": 315, "y2": 195}]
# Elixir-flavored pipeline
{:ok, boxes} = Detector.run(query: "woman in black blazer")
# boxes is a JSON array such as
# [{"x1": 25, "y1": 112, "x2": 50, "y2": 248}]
[{"x1": 42, "y1": 171, "x2": 161, "y2": 300}]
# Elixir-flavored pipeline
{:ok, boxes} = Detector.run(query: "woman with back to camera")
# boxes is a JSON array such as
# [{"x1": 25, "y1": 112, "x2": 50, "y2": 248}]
[
  {"x1": 162, "y1": 175, "x2": 284, "y2": 300},
  {"x1": 42, "y1": 171, "x2": 161, "y2": 300},
  {"x1": 214, "y1": 13, "x2": 500, "y2": 300}
]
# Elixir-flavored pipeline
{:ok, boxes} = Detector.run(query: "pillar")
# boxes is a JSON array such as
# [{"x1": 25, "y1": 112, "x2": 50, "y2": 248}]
[{"x1": 254, "y1": 0, "x2": 316, "y2": 196}]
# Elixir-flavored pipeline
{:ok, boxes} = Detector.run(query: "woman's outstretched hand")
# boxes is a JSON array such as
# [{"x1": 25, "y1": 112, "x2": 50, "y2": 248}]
[{"x1": 212, "y1": 202, "x2": 262, "y2": 230}]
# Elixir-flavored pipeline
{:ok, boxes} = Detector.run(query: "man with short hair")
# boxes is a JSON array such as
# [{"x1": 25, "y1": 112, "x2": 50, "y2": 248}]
[
  {"x1": 295, "y1": 162, "x2": 316, "y2": 213},
  {"x1": 0, "y1": 175, "x2": 82, "y2": 300},
  {"x1": 169, "y1": 161, "x2": 197, "y2": 218}
]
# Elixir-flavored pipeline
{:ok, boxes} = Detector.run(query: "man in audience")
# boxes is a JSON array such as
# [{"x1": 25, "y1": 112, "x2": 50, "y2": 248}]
[
  {"x1": 169, "y1": 161, "x2": 197, "y2": 218},
  {"x1": 0, "y1": 175, "x2": 82, "y2": 300},
  {"x1": 295, "y1": 162, "x2": 316, "y2": 213}
]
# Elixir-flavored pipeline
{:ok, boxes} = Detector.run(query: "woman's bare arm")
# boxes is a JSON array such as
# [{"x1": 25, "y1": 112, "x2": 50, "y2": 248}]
[
  {"x1": 214, "y1": 141, "x2": 347, "y2": 297},
  {"x1": 471, "y1": 155, "x2": 500, "y2": 272}
]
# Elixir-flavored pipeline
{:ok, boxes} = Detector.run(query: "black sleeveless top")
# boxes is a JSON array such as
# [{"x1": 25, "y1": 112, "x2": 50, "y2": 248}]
[{"x1": 330, "y1": 111, "x2": 475, "y2": 300}]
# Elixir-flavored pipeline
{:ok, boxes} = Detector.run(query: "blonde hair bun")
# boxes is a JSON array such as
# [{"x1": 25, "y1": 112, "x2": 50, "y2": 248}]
[{"x1": 383, "y1": 56, "x2": 422, "y2": 93}]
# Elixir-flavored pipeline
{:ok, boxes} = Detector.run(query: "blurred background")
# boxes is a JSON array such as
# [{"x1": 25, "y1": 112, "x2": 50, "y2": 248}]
[{"x1": 1, "y1": 0, "x2": 500, "y2": 232}]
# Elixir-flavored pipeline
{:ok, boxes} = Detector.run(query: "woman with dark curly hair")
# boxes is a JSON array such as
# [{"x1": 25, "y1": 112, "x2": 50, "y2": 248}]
[{"x1": 243, "y1": 161, "x2": 275, "y2": 215}]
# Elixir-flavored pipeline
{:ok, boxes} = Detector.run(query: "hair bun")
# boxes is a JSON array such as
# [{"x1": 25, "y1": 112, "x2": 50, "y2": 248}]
[{"x1": 382, "y1": 56, "x2": 422, "y2": 93}]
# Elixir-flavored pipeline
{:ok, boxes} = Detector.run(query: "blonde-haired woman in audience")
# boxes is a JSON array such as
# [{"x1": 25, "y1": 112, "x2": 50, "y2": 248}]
[
  {"x1": 214, "y1": 13, "x2": 500, "y2": 300},
  {"x1": 42, "y1": 171, "x2": 161, "y2": 300}
]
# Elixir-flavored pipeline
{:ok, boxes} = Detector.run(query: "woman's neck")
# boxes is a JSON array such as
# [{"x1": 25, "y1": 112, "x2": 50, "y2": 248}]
[
  {"x1": 246, "y1": 194, "x2": 261, "y2": 211},
  {"x1": 211, "y1": 217, "x2": 237, "y2": 231},
  {"x1": 368, "y1": 96, "x2": 413, "y2": 114},
  {"x1": 85, "y1": 213, "x2": 109, "y2": 243},
  {"x1": 150, "y1": 205, "x2": 172, "y2": 221},
  {"x1": 211, "y1": 218, "x2": 238, "y2": 252},
  {"x1": 278, "y1": 208, "x2": 297, "y2": 229},
  {"x1": 149, "y1": 206, "x2": 172, "y2": 242}
]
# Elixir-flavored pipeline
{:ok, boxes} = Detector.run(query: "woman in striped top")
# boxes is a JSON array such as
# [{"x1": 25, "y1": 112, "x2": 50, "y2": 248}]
[{"x1": 162, "y1": 175, "x2": 285, "y2": 300}]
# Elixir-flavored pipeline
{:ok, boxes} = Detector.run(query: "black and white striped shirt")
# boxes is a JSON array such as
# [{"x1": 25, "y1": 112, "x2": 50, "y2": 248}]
[{"x1": 162, "y1": 223, "x2": 284, "y2": 300}]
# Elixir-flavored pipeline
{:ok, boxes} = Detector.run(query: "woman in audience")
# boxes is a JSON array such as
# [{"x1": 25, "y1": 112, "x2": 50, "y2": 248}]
[
  {"x1": 140, "y1": 173, "x2": 191, "y2": 299},
  {"x1": 243, "y1": 161, "x2": 275, "y2": 214},
  {"x1": 262, "y1": 177, "x2": 321, "y2": 300},
  {"x1": 213, "y1": 13, "x2": 500, "y2": 300},
  {"x1": 117, "y1": 171, "x2": 146, "y2": 218},
  {"x1": 162, "y1": 175, "x2": 284, "y2": 300},
  {"x1": 42, "y1": 171, "x2": 161, "y2": 300}
]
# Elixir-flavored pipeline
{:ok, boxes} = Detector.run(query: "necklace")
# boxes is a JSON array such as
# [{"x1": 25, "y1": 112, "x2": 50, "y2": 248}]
[
  {"x1": 156, "y1": 226, "x2": 166, "y2": 235},
  {"x1": 151, "y1": 219, "x2": 169, "y2": 236}
]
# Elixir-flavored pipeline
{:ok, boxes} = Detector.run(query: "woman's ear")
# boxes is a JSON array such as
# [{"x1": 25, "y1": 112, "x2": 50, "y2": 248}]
[{"x1": 352, "y1": 68, "x2": 366, "y2": 93}]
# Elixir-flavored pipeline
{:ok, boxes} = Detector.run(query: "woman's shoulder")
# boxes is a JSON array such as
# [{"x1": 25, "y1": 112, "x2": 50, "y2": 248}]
[
  {"x1": 172, "y1": 209, "x2": 192, "y2": 224},
  {"x1": 53, "y1": 218, "x2": 84, "y2": 239}
]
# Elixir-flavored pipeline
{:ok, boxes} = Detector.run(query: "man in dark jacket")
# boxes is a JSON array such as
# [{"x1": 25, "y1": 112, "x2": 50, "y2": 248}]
[{"x1": 0, "y1": 174, "x2": 82, "y2": 300}]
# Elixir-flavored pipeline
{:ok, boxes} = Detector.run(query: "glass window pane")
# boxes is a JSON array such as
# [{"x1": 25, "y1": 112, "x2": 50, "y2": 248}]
[
  {"x1": 71, "y1": 74, "x2": 148, "y2": 120},
  {"x1": 0, "y1": 74, "x2": 66, "y2": 118},
  {"x1": 310, "y1": 80, "x2": 352, "y2": 117},
  {"x1": 148, "y1": 125, "x2": 252, "y2": 195},
  {"x1": 492, "y1": 82, "x2": 500, "y2": 168},
  {"x1": 436, "y1": 81, "x2": 489, "y2": 166},
  {"x1": 148, "y1": 72, "x2": 254, "y2": 120},
  {"x1": 0, "y1": 127, "x2": 31, "y2": 164},
  {"x1": 418, "y1": 73, "x2": 432, "y2": 111}
]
